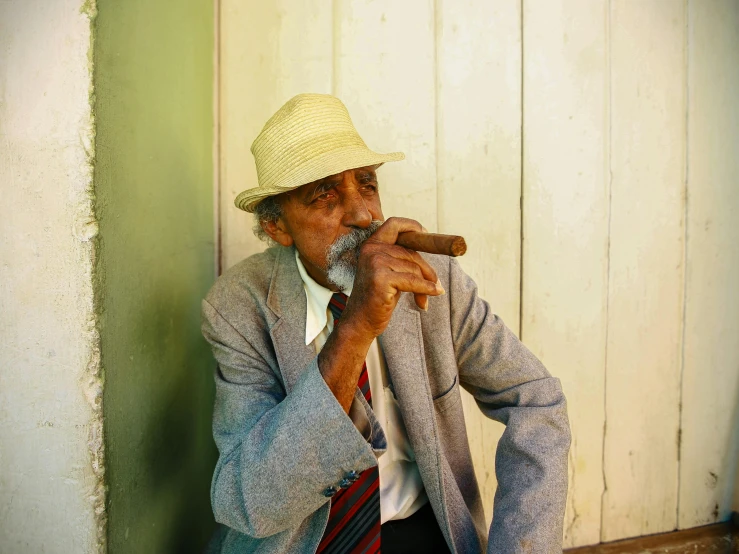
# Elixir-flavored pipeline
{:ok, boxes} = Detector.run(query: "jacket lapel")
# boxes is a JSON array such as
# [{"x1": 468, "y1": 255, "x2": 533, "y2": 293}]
[
  {"x1": 380, "y1": 296, "x2": 453, "y2": 548},
  {"x1": 267, "y1": 246, "x2": 317, "y2": 392}
]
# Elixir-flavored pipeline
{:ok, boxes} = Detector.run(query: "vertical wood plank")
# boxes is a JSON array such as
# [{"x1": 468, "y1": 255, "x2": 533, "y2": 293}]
[
  {"x1": 602, "y1": 0, "x2": 686, "y2": 541},
  {"x1": 219, "y1": 0, "x2": 333, "y2": 270},
  {"x1": 334, "y1": 0, "x2": 437, "y2": 230},
  {"x1": 436, "y1": 0, "x2": 522, "y2": 526},
  {"x1": 678, "y1": 0, "x2": 739, "y2": 530},
  {"x1": 522, "y1": 0, "x2": 609, "y2": 547}
]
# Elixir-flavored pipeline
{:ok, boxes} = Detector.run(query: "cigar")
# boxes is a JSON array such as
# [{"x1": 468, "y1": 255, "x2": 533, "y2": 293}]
[{"x1": 396, "y1": 232, "x2": 467, "y2": 257}]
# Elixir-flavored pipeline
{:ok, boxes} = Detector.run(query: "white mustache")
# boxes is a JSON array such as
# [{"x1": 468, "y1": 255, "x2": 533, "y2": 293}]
[
  {"x1": 326, "y1": 220, "x2": 383, "y2": 266},
  {"x1": 325, "y1": 220, "x2": 382, "y2": 291}
]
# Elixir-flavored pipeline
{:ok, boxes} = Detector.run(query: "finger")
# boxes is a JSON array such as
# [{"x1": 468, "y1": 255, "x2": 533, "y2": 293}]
[
  {"x1": 379, "y1": 256, "x2": 441, "y2": 297},
  {"x1": 381, "y1": 270, "x2": 444, "y2": 297},
  {"x1": 382, "y1": 256, "x2": 426, "y2": 279},
  {"x1": 366, "y1": 217, "x2": 425, "y2": 245},
  {"x1": 414, "y1": 293, "x2": 429, "y2": 311},
  {"x1": 385, "y1": 256, "x2": 430, "y2": 310},
  {"x1": 376, "y1": 245, "x2": 439, "y2": 286}
]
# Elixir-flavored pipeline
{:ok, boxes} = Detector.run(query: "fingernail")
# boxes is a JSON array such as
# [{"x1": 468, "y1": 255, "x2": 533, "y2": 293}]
[{"x1": 435, "y1": 283, "x2": 445, "y2": 295}]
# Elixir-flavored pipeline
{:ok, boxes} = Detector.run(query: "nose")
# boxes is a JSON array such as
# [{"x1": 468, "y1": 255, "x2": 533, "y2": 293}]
[{"x1": 340, "y1": 173, "x2": 373, "y2": 229}]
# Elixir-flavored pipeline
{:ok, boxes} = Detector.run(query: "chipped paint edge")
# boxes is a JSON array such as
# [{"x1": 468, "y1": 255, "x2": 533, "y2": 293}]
[{"x1": 78, "y1": 0, "x2": 107, "y2": 552}]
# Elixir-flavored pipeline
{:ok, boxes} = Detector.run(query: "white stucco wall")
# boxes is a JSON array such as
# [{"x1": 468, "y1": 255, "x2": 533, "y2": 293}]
[{"x1": 0, "y1": 2, "x2": 104, "y2": 552}]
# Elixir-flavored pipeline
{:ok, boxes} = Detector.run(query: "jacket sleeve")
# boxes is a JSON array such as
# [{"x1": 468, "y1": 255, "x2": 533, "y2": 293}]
[
  {"x1": 202, "y1": 299, "x2": 378, "y2": 539},
  {"x1": 447, "y1": 258, "x2": 571, "y2": 554}
]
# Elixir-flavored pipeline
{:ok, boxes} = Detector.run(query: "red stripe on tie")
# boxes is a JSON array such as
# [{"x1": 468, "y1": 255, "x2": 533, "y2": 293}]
[
  {"x1": 321, "y1": 480, "x2": 378, "y2": 550},
  {"x1": 357, "y1": 367, "x2": 368, "y2": 384},
  {"x1": 317, "y1": 470, "x2": 379, "y2": 550},
  {"x1": 357, "y1": 366, "x2": 372, "y2": 406},
  {"x1": 355, "y1": 520, "x2": 381, "y2": 554},
  {"x1": 330, "y1": 486, "x2": 348, "y2": 505},
  {"x1": 320, "y1": 470, "x2": 376, "y2": 540},
  {"x1": 357, "y1": 368, "x2": 369, "y2": 390},
  {"x1": 331, "y1": 469, "x2": 372, "y2": 511}
]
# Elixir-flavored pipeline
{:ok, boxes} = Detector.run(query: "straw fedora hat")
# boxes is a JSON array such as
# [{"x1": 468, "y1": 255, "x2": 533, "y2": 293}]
[{"x1": 234, "y1": 93, "x2": 405, "y2": 212}]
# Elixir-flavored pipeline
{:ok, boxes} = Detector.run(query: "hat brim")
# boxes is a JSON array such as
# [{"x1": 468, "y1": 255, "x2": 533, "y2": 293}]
[{"x1": 235, "y1": 146, "x2": 405, "y2": 212}]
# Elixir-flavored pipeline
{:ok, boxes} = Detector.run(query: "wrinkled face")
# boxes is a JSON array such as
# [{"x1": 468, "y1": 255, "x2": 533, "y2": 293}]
[{"x1": 262, "y1": 166, "x2": 384, "y2": 291}]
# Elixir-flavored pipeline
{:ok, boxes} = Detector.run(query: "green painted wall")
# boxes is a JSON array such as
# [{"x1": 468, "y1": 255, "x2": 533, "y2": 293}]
[{"x1": 93, "y1": 1, "x2": 217, "y2": 552}]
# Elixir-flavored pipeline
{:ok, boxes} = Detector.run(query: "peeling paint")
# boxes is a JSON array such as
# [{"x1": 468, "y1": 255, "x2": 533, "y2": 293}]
[
  {"x1": 79, "y1": 1, "x2": 107, "y2": 552},
  {"x1": 0, "y1": 0, "x2": 106, "y2": 549},
  {"x1": 73, "y1": 215, "x2": 99, "y2": 242}
]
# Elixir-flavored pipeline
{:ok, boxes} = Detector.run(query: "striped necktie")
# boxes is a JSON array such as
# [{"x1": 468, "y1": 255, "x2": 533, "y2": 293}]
[{"x1": 317, "y1": 292, "x2": 381, "y2": 554}]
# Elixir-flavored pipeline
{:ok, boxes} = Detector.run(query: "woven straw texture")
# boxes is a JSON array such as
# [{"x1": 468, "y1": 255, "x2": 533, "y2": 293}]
[{"x1": 235, "y1": 93, "x2": 404, "y2": 212}]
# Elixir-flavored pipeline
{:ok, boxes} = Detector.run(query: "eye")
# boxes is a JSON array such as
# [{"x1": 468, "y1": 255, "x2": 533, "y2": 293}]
[
  {"x1": 312, "y1": 190, "x2": 336, "y2": 203},
  {"x1": 358, "y1": 173, "x2": 378, "y2": 191}
]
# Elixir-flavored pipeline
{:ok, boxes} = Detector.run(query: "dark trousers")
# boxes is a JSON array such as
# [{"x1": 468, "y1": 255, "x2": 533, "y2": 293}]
[{"x1": 381, "y1": 502, "x2": 450, "y2": 554}]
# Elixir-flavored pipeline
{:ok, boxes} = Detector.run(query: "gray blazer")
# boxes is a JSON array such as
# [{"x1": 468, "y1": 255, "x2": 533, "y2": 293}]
[{"x1": 201, "y1": 245, "x2": 570, "y2": 553}]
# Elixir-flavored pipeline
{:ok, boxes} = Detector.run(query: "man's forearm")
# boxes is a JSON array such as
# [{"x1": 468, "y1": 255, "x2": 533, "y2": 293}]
[{"x1": 317, "y1": 319, "x2": 374, "y2": 413}]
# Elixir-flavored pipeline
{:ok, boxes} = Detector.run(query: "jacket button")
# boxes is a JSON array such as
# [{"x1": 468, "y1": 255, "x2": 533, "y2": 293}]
[
  {"x1": 339, "y1": 478, "x2": 352, "y2": 489},
  {"x1": 346, "y1": 470, "x2": 360, "y2": 482},
  {"x1": 323, "y1": 486, "x2": 337, "y2": 498}
]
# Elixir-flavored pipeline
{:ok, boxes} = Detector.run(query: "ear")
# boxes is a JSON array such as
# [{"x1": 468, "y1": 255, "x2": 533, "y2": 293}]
[{"x1": 261, "y1": 217, "x2": 294, "y2": 247}]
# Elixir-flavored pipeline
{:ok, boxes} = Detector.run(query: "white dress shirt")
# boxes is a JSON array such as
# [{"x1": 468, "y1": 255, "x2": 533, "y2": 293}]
[{"x1": 295, "y1": 251, "x2": 428, "y2": 523}]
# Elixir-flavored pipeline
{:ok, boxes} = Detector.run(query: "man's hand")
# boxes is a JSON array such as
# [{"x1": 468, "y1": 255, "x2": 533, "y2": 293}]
[
  {"x1": 318, "y1": 217, "x2": 444, "y2": 413},
  {"x1": 342, "y1": 217, "x2": 445, "y2": 339}
]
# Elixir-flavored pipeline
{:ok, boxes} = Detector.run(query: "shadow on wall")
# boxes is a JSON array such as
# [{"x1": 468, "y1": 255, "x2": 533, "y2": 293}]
[
  {"x1": 96, "y1": 130, "x2": 218, "y2": 553},
  {"x1": 101, "y1": 244, "x2": 218, "y2": 554},
  {"x1": 85, "y1": 0, "x2": 218, "y2": 551},
  {"x1": 140, "y1": 299, "x2": 216, "y2": 554}
]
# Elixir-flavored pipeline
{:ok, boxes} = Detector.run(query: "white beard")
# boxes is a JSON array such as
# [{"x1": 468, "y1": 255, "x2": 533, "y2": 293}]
[{"x1": 326, "y1": 220, "x2": 383, "y2": 293}]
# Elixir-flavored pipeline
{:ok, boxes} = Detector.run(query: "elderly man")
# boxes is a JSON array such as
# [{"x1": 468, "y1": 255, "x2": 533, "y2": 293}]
[{"x1": 202, "y1": 93, "x2": 570, "y2": 554}]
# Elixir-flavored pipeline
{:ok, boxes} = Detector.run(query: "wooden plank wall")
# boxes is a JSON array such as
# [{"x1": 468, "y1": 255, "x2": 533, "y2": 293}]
[
  {"x1": 602, "y1": 0, "x2": 686, "y2": 541},
  {"x1": 336, "y1": 0, "x2": 438, "y2": 229},
  {"x1": 522, "y1": 0, "x2": 609, "y2": 546},
  {"x1": 219, "y1": 0, "x2": 739, "y2": 547},
  {"x1": 679, "y1": 0, "x2": 739, "y2": 530}
]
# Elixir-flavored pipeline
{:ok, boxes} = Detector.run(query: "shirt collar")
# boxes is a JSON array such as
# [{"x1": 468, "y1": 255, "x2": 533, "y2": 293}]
[{"x1": 294, "y1": 250, "x2": 353, "y2": 345}]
